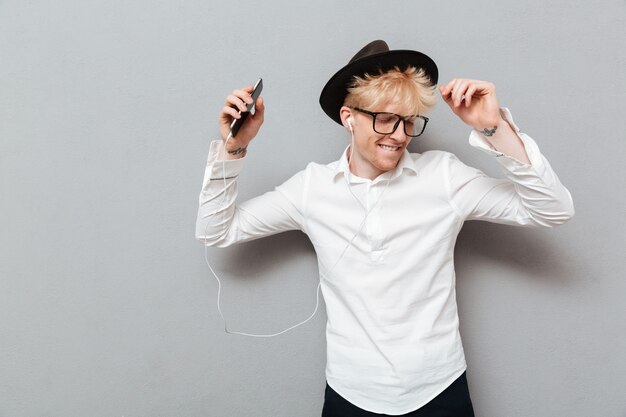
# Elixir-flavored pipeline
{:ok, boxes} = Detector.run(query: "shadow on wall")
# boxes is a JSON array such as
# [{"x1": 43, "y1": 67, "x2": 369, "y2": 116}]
[
  {"x1": 209, "y1": 221, "x2": 584, "y2": 289},
  {"x1": 216, "y1": 230, "x2": 316, "y2": 281},
  {"x1": 455, "y1": 220, "x2": 583, "y2": 287}
]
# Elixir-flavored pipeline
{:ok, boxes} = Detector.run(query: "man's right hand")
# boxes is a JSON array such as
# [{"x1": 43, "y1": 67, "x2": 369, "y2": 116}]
[{"x1": 218, "y1": 85, "x2": 265, "y2": 154}]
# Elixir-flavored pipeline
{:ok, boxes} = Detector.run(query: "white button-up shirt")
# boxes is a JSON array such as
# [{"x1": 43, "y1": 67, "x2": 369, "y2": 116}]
[{"x1": 196, "y1": 109, "x2": 574, "y2": 415}]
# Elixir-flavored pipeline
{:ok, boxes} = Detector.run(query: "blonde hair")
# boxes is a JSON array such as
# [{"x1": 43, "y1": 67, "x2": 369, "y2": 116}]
[{"x1": 344, "y1": 66, "x2": 437, "y2": 115}]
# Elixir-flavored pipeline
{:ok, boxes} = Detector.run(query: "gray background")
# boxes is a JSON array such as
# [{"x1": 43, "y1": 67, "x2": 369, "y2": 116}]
[{"x1": 1, "y1": 0, "x2": 625, "y2": 416}]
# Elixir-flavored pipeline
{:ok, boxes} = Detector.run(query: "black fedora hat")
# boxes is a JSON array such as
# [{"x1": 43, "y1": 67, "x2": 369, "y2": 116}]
[{"x1": 319, "y1": 40, "x2": 438, "y2": 125}]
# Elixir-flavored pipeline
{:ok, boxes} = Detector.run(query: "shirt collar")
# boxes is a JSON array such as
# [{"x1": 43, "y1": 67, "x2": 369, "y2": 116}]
[{"x1": 333, "y1": 146, "x2": 419, "y2": 184}]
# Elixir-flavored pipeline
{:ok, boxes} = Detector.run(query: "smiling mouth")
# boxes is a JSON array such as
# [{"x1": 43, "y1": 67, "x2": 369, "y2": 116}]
[{"x1": 378, "y1": 144, "x2": 401, "y2": 151}]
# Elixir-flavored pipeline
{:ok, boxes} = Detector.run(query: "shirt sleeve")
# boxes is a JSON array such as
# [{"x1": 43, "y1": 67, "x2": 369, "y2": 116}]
[
  {"x1": 445, "y1": 109, "x2": 575, "y2": 227},
  {"x1": 195, "y1": 140, "x2": 306, "y2": 247}
]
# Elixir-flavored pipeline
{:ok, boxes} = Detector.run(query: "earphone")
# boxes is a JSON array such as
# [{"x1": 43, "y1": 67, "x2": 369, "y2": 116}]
[{"x1": 347, "y1": 118, "x2": 353, "y2": 131}]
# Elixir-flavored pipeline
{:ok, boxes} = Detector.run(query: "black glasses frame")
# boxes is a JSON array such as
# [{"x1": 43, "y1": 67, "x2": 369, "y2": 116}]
[{"x1": 352, "y1": 107, "x2": 429, "y2": 137}]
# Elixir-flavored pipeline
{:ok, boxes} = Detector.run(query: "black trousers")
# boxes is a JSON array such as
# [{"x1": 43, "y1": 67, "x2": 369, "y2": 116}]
[{"x1": 321, "y1": 372, "x2": 475, "y2": 417}]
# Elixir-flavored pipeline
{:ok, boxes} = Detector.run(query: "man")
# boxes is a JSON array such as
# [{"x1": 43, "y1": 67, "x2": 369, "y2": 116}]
[{"x1": 196, "y1": 40, "x2": 574, "y2": 417}]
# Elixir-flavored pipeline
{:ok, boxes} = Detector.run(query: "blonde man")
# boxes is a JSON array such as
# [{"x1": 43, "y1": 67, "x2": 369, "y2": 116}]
[{"x1": 197, "y1": 40, "x2": 574, "y2": 416}]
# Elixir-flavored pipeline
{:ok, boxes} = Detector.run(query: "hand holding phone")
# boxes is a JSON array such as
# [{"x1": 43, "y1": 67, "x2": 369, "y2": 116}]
[{"x1": 229, "y1": 78, "x2": 263, "y2": 138}]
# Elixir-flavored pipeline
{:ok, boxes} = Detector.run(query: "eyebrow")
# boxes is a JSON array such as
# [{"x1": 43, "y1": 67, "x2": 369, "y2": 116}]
[{"x1": 379, "y1": 111, "x2": 419, "y2": 119}]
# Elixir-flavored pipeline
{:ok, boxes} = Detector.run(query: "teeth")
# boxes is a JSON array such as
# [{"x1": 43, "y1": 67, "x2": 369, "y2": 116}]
[{"x1": 379, "y1": 145, "x2": 399, "y2": 151}]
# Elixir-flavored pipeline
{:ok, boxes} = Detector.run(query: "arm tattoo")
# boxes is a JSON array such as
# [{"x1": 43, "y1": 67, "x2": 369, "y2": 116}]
[{"x1": 481, "y1": 126, "x2": 498, "y2": 137}]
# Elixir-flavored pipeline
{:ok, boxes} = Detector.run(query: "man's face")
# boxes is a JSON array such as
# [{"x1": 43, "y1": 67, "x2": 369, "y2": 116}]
[{"x1": 347, "y1": 100, "x2": 414, "y2": 180}]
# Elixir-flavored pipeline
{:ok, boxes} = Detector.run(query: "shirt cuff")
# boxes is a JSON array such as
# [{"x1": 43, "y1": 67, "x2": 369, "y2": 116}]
[
  {"x1": 468, "y1": 108, "x2": 547, "y2": 177},
  {"x1": 206, "y1": 140, "x2": 246, "y2": 179}
]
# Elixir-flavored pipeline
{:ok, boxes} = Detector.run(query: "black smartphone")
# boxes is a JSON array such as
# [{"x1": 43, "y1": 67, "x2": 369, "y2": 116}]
[{"x1": 229, "y1": 78, "x2": 263, "y2": 138}]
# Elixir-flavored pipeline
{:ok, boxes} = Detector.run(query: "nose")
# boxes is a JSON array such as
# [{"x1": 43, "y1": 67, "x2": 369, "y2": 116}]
[{"x1": 389, "y1": 120, "x2": 409, "y2": 142}]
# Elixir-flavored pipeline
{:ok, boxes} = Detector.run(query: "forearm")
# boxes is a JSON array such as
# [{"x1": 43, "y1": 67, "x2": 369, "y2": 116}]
[
  {"x1": 479, "y1": 112, "x2": 531, "y2": 165},
  {"x1": 464, "y1": 110, "x2": 575, "y2": 227},
  {"x1": 195, "y1": 141, "x2": 244, "y2": 246}
]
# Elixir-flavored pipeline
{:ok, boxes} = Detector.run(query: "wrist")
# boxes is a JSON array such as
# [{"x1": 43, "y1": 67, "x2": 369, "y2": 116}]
[
  {"x1": 221, "y1": 135, "x2": 249, "y2": 158},
  {"x1": 226, "y1": 146, "x2": 247, "y2": 157},
  {"x1": 474, "y1": 114, "x2": 506, "y2": 137},
  {"x1": 219, "y1": 144, "x2": 247, "y2": 160}
]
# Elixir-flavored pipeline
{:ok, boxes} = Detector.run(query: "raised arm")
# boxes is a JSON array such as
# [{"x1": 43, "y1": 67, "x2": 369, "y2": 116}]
[
  {"x1": 195, "y1": 86, "x2": 304, "y2": 247},
  {"x1": 440, "y1": 78, "x2": 531, "y2": 165},
  {"x1": 437, "y1": 78, "x2": 574, "y2": 227}
]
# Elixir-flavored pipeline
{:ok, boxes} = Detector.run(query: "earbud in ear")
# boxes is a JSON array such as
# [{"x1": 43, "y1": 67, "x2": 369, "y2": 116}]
[{"x1": 348, "y1": 118, "x2": 353, "y2": 131}]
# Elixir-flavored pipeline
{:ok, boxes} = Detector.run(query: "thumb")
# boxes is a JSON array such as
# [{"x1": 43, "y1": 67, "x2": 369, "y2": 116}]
[{"x1": 252, "y1": 97, "x2": 265, "y2": 121}]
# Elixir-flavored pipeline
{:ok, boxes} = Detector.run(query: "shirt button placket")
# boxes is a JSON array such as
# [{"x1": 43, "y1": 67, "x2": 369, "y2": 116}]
[{"x1": 369, "y1": 183, "x2": 384, "y2": 262}]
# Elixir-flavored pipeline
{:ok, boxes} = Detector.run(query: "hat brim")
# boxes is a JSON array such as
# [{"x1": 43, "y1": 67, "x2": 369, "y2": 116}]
[{"x1": 319, "y1": 50, "x2": 439, "y2": 125}]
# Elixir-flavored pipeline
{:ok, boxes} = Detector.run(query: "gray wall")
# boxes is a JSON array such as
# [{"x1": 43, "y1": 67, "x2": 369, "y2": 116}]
[{"x1": 1, "y1": 0, "x2": 625, "y2": 416}]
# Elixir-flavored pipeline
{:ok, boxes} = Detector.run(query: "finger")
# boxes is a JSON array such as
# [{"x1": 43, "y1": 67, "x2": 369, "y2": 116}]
[
  {"x1": 470, "y1": 81, "x2": 496, "y2": 104},
  {"x1": 441, "y1": 79, "x2": 457, "y2": 97},
  {"x1": 457, "y1": 80, "x2": 477, "y2": 107},
  {"x1": 452, "y1": 79, "x2": 469, "y2": 107},
  {"x1": 227, "y1": 87, "x2": 254, "y2": 106},
  {"x1": 254, "y1": 96, "x2": 264, "y2": 115},
  {"x1": 439, "y1": 84, "x2": 450, "y2": 100},
  {"x1": 225, "y1": 94, "x2": 248, "y2": 112},
  {"x1": 240, "y1": 85, "x2": 255, "y2": 104},
  {"x1": 466, "y1": 80, "x2": 492, "y2": 95},
  {"x1": 464, "y1": 84, "x2": 477, "y2": 107},
  {"x1": 220, "y1": 105, "x2": 241, "y2": 121},
  {"x1": 232, "y1": 86, "x2": 254, "y2": 98},
  {"x1": 250, "y1": 97, "x2": 265, "y2": 122},
  {"x1": 440, "y1": 84, "x2": 454, "y2": 104},
  {"x1": 457, "y1": 79, "x2": 486, "y2": 107},
  {"x1": 444, "y1": 79, "x2": 461, "y2": 104},
  {"x1": 441, "y1": 79, "x2": 455, "y2": 97}
]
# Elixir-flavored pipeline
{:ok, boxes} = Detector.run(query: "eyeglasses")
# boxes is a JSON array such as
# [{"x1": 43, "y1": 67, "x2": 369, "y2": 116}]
[{"x1": 352, "y1": 107, "x2": 429, "y2": 137}]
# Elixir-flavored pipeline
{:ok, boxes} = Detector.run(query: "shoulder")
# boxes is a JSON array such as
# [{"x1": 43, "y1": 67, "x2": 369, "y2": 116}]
[
  {"x1": 405, "y1": 150, "x2": 485, "y2": 183},
  {"x1": 408, "y1": 149, "x2": 461, "y2": 170},
  {"x1": 304, "y1": 159, "x2": 342, "y2": 179},
  {"x1": 275, "y1": 159, "x2": 339, "y2": 191}
]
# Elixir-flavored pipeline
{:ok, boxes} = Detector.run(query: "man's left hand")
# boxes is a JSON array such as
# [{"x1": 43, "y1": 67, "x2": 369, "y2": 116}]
[{"x1": 440, "y1": 79, "x2": 502, "y2": 131}]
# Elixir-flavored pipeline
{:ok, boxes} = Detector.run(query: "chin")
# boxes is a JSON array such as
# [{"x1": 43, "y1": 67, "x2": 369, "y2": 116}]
[{"x1": 374, "y1": 159, "x2": 399, "y2": 173}]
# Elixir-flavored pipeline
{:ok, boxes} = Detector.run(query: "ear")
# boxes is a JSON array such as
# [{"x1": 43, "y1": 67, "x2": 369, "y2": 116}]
[{"x1": 339, "y1": 106, "x2": 353, "y2": 130}]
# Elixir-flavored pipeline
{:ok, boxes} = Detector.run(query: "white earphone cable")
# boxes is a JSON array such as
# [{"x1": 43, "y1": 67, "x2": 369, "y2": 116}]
[{"x1": 202, "y1": 124, "x2": 391, "y2": 337}]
